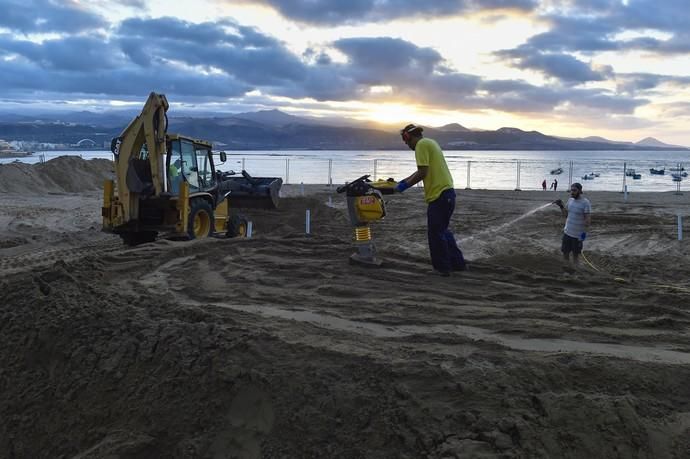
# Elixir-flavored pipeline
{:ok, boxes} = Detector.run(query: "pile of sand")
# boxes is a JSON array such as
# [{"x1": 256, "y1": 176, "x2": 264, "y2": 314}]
[{"x1": 0, "y1": 156, "x2": 113, "y2": 194}]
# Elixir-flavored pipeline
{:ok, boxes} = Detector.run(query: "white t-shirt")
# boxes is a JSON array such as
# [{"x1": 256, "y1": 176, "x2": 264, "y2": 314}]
[{"x1": 564, "y1": 197, "x2": 591, "y2": 238}]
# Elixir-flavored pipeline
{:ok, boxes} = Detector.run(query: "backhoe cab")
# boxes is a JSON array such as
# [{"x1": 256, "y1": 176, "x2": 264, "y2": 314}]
[{"x1": 102, "y1": 92, "x2": 282, "y2": 245}]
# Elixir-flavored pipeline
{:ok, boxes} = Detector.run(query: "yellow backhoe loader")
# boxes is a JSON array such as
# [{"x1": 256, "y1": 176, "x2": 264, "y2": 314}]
[{"x1": 102, "y1": 92, "x2": 282, "y2": 245}]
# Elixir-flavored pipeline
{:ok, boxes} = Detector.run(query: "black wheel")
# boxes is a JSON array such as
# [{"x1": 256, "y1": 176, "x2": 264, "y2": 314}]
[
  {"x1": 226, "y1": 214, "x2": 248, "y2": 238},
  {"x1": 188, "y1": 198, "x2": 214, "y2": 240},
  {"x1": 120, "y1": 231, "x2": 157, "y2": 246}
]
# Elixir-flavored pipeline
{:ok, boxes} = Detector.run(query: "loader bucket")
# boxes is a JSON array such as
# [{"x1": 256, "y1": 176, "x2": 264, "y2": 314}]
[{"x1": 220, "y1": 173, "x2": 283, "y2": 209}]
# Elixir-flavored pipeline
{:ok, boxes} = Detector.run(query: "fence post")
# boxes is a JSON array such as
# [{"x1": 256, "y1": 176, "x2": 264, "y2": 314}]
[
  {"x1": 465, "y1": 161, "x2": 472, "y2": 190},
  {"x1": 514, "y1": 160, "x2": 521, "y2": 191},
  {"x1": 328, "y1": 159, "x2": 333, "y2": 186},
  {"x1": 242, "y1": 157, "x2": 245, "y2": 171},
  {"x1": 373, "y1": 159, "x2": 378, "y2": 181},
  {"x1": 676, "y1": 162, "x2": 683, "y2": 195},
  {"x1": 285, "y1": 158, "x2": 290, "y2": 184},
  {"x1": 678, "y1": 214, "x2": 683, "y2": 241},
  {"x1": 622, "y1": 162, "x2": 627, "y2": 193},
  {"x1": 568, "y1": 161, "x2": 573, "y2": 187}
]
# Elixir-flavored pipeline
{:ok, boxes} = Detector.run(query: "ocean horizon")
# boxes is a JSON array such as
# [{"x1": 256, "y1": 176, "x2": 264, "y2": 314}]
[{"x1": 3, "y1": 149, "x2": 689, "y2": 192}]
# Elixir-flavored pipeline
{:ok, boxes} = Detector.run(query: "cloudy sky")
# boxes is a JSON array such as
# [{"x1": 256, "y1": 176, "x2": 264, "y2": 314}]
[{"x1": 1, "y1": 0, "x2": 689, "y2": 144}]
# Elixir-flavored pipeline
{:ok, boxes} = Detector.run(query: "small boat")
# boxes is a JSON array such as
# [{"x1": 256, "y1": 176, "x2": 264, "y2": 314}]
[
  {"x1": 632, "y1": 173, "x2": 641, "y2": 179},
  {"x1": 592, "y1": 172, "x2": 600, "y2": 177},
  {"x1": 550, "y1": 167, "x2": 563, "y2": 175},
  {"x1": 673, "y1": 176, "x2": 682, "y2": 182},
  {"x1": 582, "y1": 173, "x2": 596, "y2": 180},
  {"x1": 625, "y1": 168, "x2": 637, "y2": 177},
  {"x1": 671, "y1": 172, "x2": 688, "y2": 179},
  {"x1": 670, "y1": 166, "x2": 685, "y2": 172},
  {"x1": 650, "y1": 168, "x2": 665, "y2": 175}
]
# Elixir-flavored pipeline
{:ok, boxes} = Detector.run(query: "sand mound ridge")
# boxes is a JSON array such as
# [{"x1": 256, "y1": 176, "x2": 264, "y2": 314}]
[{"x1": 0, "y1": 156, "x2": 113, "y2": 194}]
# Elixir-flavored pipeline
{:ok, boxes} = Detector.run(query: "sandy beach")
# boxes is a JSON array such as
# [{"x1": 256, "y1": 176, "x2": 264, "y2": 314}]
[{"x1": 1, "y1": 158, "x2": 690, "y2": 458}]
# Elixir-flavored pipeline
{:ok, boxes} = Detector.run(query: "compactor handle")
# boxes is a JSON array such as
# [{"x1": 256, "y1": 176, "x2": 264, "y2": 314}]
[{"x1": 336, "y1": 174, "x2": 371, "y2": 193}]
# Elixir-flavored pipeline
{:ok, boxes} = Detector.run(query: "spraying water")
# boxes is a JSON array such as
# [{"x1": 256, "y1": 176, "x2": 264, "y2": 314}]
[{"x1": 461, "y1": 202, "x2": 553, "y2": 244}]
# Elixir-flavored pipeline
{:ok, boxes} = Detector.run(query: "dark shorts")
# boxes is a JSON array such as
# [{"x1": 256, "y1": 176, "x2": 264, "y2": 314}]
[{"x1": 561, "y1": 233, "x2": 583, "y2": 255}]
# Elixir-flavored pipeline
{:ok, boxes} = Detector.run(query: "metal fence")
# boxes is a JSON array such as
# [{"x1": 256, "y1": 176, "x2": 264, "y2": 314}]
[
  {"x1": 221, "y1": 156, "x2": 688, "y2": 193},
  {"x1": 3, "y1": 152, "x2": 687, "y2": 193}
]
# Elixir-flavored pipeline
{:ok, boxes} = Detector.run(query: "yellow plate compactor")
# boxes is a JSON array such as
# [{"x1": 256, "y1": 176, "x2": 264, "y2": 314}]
[{"x1": 337, "y1": 175, "x2": 396, "y2": 266}]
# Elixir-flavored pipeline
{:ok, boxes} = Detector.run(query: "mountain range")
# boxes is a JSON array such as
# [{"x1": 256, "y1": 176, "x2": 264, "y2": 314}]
[{"x1": 0, "y1": 109, "x2": 686, "y2": 151}]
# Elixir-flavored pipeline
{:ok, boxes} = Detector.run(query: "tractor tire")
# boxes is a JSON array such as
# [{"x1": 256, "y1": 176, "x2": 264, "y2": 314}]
[
  {"x1": 120, "y1": 231, "x2": 157, "y2": 246},
  {"x1": 188, "y1": 198, "x2": 214, "y2": 240},
  {"x1": 227, "y1": 214, "x2": 248, "y2": 238}
]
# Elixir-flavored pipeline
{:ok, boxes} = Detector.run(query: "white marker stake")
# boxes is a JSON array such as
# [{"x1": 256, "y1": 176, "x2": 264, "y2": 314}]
[
  {"x1": 247, "y1": 221, "x2": 253, "y2": 239},
  {"x1": 327, "y1": 196, "x2": 333, "y2": 207},
  {"x1": 624, "y1": 185, "x2": 628, "y2": 202},
  {"x1": 306, "y1": 209, "x2": 311, "y2": 235},
  {"x1": 678, "y1": 214, "x2": 683, "y2": 241},
  {"x1": 300, "y1": 182, "x2": 305, "y2": 196}
]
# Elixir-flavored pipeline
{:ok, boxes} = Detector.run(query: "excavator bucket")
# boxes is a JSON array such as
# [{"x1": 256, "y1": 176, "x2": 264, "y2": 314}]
[{"x1": 218, "y1": 171, "x2": 283, "y2": 209}]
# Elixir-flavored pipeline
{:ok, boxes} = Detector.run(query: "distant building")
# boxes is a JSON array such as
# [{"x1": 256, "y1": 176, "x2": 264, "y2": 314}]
[
  {"x1": 0, "y1": 139, "x2": 31, "y2": 157},
  {"x1": 70, "y1": 138, "x2": 98, "y2": 148}
]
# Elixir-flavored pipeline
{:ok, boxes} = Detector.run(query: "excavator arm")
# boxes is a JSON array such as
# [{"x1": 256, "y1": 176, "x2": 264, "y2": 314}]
[{"x1": 110, "y1": 92, "x2": 169, "y2": 222}]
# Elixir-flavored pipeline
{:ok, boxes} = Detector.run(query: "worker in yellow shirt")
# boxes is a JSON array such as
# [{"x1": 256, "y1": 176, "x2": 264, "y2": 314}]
[
  {"x1": 395, "y1": 124, "x2": 466, "y2": 276},
  {"x1": 169, "y1": 159, "x2": 182, "y2": 194}
]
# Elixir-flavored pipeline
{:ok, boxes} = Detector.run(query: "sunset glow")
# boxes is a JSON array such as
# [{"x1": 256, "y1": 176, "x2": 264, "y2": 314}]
[{"x1": 1, "y1": 0, "x2": 689, "y2": 144}]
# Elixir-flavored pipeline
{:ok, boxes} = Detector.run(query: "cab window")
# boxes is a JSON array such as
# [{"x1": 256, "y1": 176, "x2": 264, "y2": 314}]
[
  {"x1": 195, "y1": 146, "x2": 215, "y2": 189},
  {"x1": 168, "y1": 140, "x2": 183, "y2": 194},
  {"x1": 180, "y1": 140, "x2": 200, "y2": 190}
]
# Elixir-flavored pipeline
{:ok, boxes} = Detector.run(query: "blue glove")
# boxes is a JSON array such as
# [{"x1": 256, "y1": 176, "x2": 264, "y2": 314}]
[
  {"x1": 395, "y1": 180, "x2": 411, "y2": 193},
  {"x1": 580, "y1": 232, "x2": 587, "y2": 241}
]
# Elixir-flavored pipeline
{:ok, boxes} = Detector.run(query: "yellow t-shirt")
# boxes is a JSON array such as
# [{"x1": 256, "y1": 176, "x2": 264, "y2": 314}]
[{"x1": 415, "y1": 138, "x2": 454, "y2": 203}]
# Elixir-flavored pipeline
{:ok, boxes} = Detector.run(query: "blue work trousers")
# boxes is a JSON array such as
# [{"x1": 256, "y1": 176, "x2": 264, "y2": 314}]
[{"x1": 427, "y1": 188, "x2": 466, "y2": 273}]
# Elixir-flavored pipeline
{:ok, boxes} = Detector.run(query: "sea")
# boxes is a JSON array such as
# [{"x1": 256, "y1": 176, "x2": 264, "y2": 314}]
[{"x1": 3, "y1": 149, "x2": 690, "y2": 192}]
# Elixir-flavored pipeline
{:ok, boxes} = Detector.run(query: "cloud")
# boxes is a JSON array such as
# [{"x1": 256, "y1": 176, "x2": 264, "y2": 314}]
[
  {"x1": 473, "y1": 80, "x2": 645, "y2": 114},
  {"x1": 657, "y1": 102, "x2": 690, "y2": 118},
  {"x1": 114, "y1": 17, "x2": 307, "y2": 86},
  {"x1": 0, "y1": 14, "x2": 651, "y2": 119},
  {"x1": 0, "y1": 0, "x2": 106, "y2": 33},
  {"x1": 512, "y1": 1, "x2": 690, "y2": 57},
  {"x1": 334, "y1": 37, "x2": 443, "y2": 74},
  {"x1": 623, "y1": 34, "x2": 690, "y2": 55},
  {"x1": 0, "y1": 58, "x2": 250, "y2": 100},
  {"x1": 615, "y1": 73, "x2": 690, "y2": 94},
  {"x1": 566, "y1": 89, "x2": 647, "y2": 113},
  {"x1": 525, "y1": 16, "x2": 620, "y2": 53},
  {"x1": 496, "y1": 46, "x2": 613, "y2": 82},
  {"x1": 0, "y1": 34, "x2": 119, "y2": 71},
  {"x1": 227, "y1": 0, "x2": 537, "y2": 25}
]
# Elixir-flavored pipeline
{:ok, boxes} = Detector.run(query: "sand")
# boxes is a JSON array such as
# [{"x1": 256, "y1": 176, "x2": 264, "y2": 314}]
[{"x1": 1, "y1": 157, "x2": 690, "y2": 458}]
